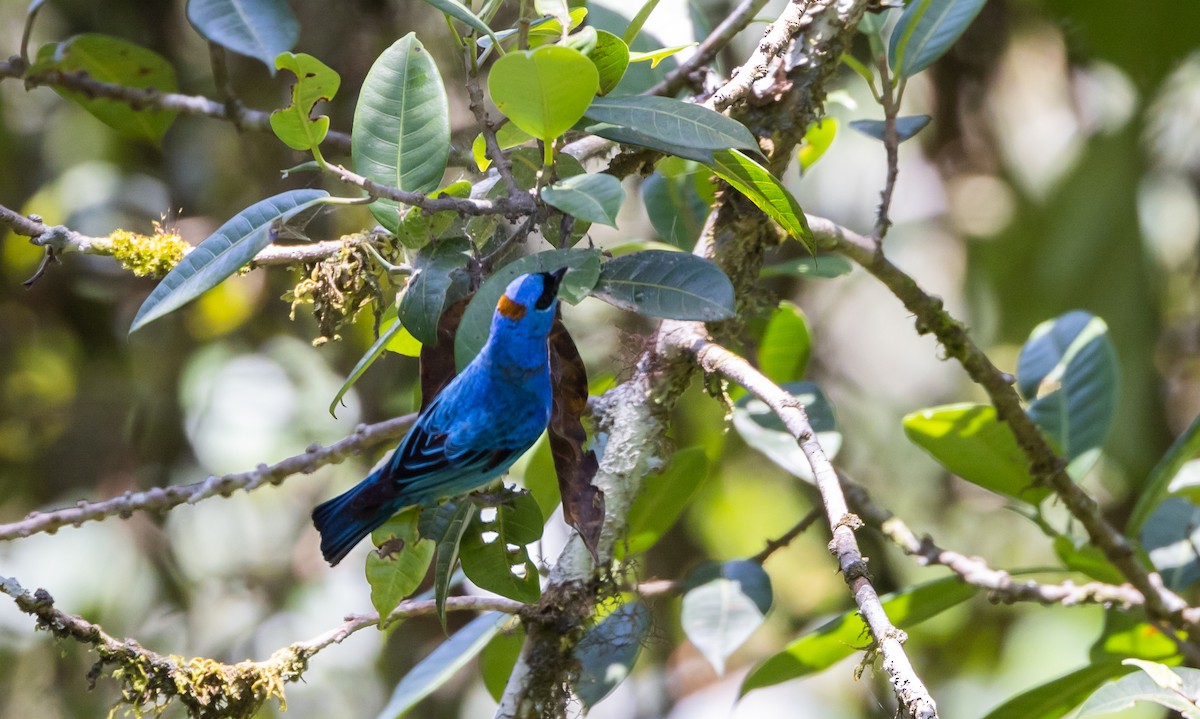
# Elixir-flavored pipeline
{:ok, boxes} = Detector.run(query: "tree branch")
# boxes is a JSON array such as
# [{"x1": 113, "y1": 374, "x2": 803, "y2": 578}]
[
  {"x1": 0, "y1": 58, "x2": 352, "y2": 153},
  {"x1": 805, "y1": 213, "x2": 1200, "y2": 661},
  {"x1": 0, "y1": 414, "x2": 415, "y2": 542},
  {"x1": 673, "y1": 332, "x2": 938, "y2": 719},
  {"x1": 646, "y1": 0, "x2": 771, "y2": 98}
]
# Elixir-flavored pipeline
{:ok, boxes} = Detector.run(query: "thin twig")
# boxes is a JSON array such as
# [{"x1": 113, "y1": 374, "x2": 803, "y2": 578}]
[
  {"x1": 749, "y1": 506, "x2": 824, "y2": 564},
  {"x1": 0, "y1": 60, "x2": 352, "y2": 153},
  {"x1": 464, "y1": 47, "x2": 522, "y2": 199},
  {"x1": 320, "y1": 162, "x2": 535, "y2": 218},
  {"x1": 0, "y1": 414, "x2": 416, "y2": 542},
  {"x1": 871, "y1": 53, "x2": 901, "y2": 244},
  {"x1": 805, "y1": 212, "x2": 1200, "y2": 662},
  {"x1": 672, "y1": 331, "x2": 938, "y2": 719},
  {"x1": 646, "y1": 0, "x2": 772, "y2": 98}
]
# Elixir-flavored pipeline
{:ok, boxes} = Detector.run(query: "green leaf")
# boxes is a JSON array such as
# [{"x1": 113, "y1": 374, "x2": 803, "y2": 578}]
[
  {"x1": 621, "y1": 0, "x2": 662, "y2": 44},
  {"x1": 417, "y1": 0, "x2": 503, "y2": 50},
  {"x1": 590, "y1": 250, "x2": 734, "y2": 321},
  {"x1": 1127, "y1": 412, "x2": 1200, "y2": 534},
  {"x1": 474, "y1": 9, "x2": 587, "y2": 57},
  {"x1": 708, "y1": 149, "x2": 813, "y2": 247},
  {"x1": 459, "y1": 492, "x2": 544, "y2": 603},
  {"x1": 1053, "y1": 535, "x2": 1125, "y2": 585},
  {"x1": 587, "y1": 30, "x2": 630, "y2": 96},
  {"x1": 393, "y1": 182, "x2": 472, "y2": 251},
  {"x1": 760, "y1": 255, "x2": 853, "y2": 279},
  {"x1": 642, "y1": 159, "x2": 710, "y2": 250},
  {"x1": 1073, "y1": 663, "x2": 1200, "y2": 719},
  {"x1": 186, "y1": 0, "x2": 298, "y2": 72},
  {"x1": 130, "y1": 189, "x2": 329, "y2": 332},
  {"x1": 979, "y1": 662, "x2": 1133, "y2": 719},
  {"x1": 798, "y1": 118, "x2": 837, "y2": 171},
  {"x1": 758, "y1": 301, "x2": 811, "y2": 385},
  {"x1": 681, "y1": 560, "x2": 772, "y2": 675},
  {"x1": 420, "y1": 500, "x2": 477, "y2": 629},
  {"x1": 582, "y1": 121, "x2": 715, "y2": 164},
  {"x1": 399, "y1": 238, "x2": 472, "y2": 346},
  {"x1": 489, "y1": 45, "x2": 599, "y2": 163},
  {"x1": 32, "y1": 34, "x2": 178, "y2": 143},
  {"x1": 366, "y1": 507, "x2": 436, "y2": 627},
  {"x1": 533, "y1": 0, "x2": 570, "y2": 36},
  {"x1": 454, "y1": 249, "x2": 601, "y2": 370},
  {"x1": 561, "y1": 26, "x2": 598, "y2": 56},
  {"x1": 584, "y1": 96, "x2": 759, "y2": 155},
  {"x1": 575, "y1": 601, "x2": 652, "y2": 708},
  {"x1": 732, "y1": 381, "x2": 841, "y2": 482},
  {"x1": 329, "y1": 308, "x2": 409, "y2": 417},
  {"x1": 374, "y1": 612, "x2": 509, "y2": 719},
  {"x1": 1017, "y1": 311, "x2": 1120, "y2": 460},
  {"x1": 480, "y1": 626, "x2": 526, "y2": 702},
  {"x1": 848, "y1": 115, "x2": 932, "y2": 142},
  {"x1": 624, "y1": 447, "x2": 709, "y2": 555},
  {"x1": 1141, "y1": 497, "x2": 1200, "y2": 590},
  {"x1": 888, "y1": 0, "x2": 987, "y2": 78},
  {"x1": 1091, "y1": 610, "x2": 1180, "y2": 663},
  {"x1": 902, "y1": 403, "x2": 1051, "y2": 503},
  {"x1": 353, "y1": 34, "x2": 451, "y2": 233},
  {"x1": 472, "y1": 122, "x2": 533, "y2": 171},
  {"x1": 629, "y1": 43, "x2": 696, "y2": 68},
  {"x1": 270, "y1": 52, "x2": 340, "y2": 152},
  {"x1": 741, "y1": 576, "x2": 977, "y2": 694},
  {"x1": 541, "y1": 173, "x2": 625, "y2": 227}
]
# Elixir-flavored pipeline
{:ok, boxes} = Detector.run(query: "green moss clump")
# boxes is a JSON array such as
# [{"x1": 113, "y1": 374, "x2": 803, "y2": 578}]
[{"x1": 106, "y1": 223, "x2": 188, "y2": 278}]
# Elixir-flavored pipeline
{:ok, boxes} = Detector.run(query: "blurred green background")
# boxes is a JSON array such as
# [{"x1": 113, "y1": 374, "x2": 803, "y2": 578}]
[{"x1": 1, "y1": 0, "x2": 1198, "y2": 717}]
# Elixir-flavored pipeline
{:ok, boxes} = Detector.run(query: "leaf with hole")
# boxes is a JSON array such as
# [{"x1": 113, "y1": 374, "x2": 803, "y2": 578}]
[
  {"x1": 489, "y1": 45, "x2": 598, "y2": 164},
  {"x1": 591, "y1": 250, "x2": 734, "y2": 321},
  {"x1": 741, "y1": 576, "x2": 977, "y2": 694},
  {"x1": 366, "y1": 507, "x2": 435, "y2": 628},
  {"x1": 888, "y1": 0, "x2": 987, "y2": 78},
  {"x1": 454, "y1": 249, "x2": 601, "y2": 369},
  {"x1": 575, "y1": 601, "x2": 652, "y2": 708},
  {"x1": 270, "y1": 52, "x2": 340, "y2": 153},
  {"x1": 732, "y1": 382, "x2": 840, "y2": 483},
  {"x1": 542, "y1": 173, "x2": 625, "y2": 227},
  {"x1": 624, "y1": 447, "x2": 709, "y2": 555},
  {"x1": 848, "y1": 115, "x2": 931, "y2": 143},
  {"x1": 682, "y1": 560, "x2": 772, "y2": 674},
  {"x1": 459, "y1": 491, "x2": 544, "y2": 603},
  {"x1": 708, "y1": 149, "x2": 813, "y2": 247},
  {"x1": 374, "y1": 612, "x2": 509, "y2": 719},
  {"x1": 1017, "y1": 311, "x2": 1119, "y2": 460},
  {"x1": 186, "y1": 0, "x2": 298, "y2": 72},
  {"x1": 32, "y1": 34, "x2": 178, "y2": 143},
  {"x1": 131, "y1": 189, "x2": 329, "y2": 332},
  {"x1": 903, "y1": 403, "x2": 1050, "y2": 503},
  {"x1": 353, "y1": 34, "x2": 451, "y2": 233},
  {"x1": 399, "y1": 238, "x2": 472, "y2": 346}
]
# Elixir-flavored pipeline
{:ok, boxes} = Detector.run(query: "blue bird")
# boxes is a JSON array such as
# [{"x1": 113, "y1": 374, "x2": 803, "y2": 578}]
[{"x1": 312, "y1": 268, "x2": 568, "y2": 565}]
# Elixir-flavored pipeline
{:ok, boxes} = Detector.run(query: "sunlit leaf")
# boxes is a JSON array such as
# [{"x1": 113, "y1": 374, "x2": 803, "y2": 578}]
[
  {"x1": 187, "y1": 0, "x2": 298, "y2": 71},
  {"x1": 888, "y1": 0, "x2": 987, "y2": 78},
  {"x1": 798, "y1": 118, "x2": 837, "y2": 171},
  {"x1": 732, "y1": 381, "x2": 841, "y2": 482},
  {"x1": 629, "y1": 42, "x2": 696, "y2": 68},
  {"x1": 472, "y1": 122, "x2": 533, "y2": 171},
  {"x1": 270, "y1": 52, "x2": 340, "y2": 152},
  {"x1": 489, "y1": 45, "x2": 599, "y2": 164},
  {"x1": 708, "y1": 149, "x2": 813, "y2": 247},
  {"x1": 130, "y1": 189, "x2": 329, "y2": 332},
  {"x1": 353, "y1": 34, "x2": 451, "y2": 233},
  {"x1": 542, "y1": 173, "x2": 625, "y2": 227},
  {"x1": 682, "y1": 561, "x2": 772, "y2": 674},
  {"x1": 591, "y1": 250, "x2": 734, "y2": 321},
  {"x1": 758, "y1": 301, "x2": 811, "y2": 385}
]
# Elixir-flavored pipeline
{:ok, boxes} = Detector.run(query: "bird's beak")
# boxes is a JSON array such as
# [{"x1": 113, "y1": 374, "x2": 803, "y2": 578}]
[{"x1": 546, "y1": 266, "x2": 568, "y2": 293}]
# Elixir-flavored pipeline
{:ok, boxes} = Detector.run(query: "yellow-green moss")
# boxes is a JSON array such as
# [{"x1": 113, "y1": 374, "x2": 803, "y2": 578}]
[
  {"x1": 285, "y1": 235, "x2": 388, "y2": 346},
  {"x1": 106, "y1": 223, "x2": 188, "y2": 278}
]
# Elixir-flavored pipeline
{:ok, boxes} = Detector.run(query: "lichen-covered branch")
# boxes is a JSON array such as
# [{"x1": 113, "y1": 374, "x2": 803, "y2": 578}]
[
  {"x1": 646, "y1": 0, "x2": 772, "y2": 98},
  {"x1": 0, "y1": 573, "x2": 516, "y2": 719},
  {"x1": 0, "y1": 413, "x2": 415, "y2": 542},
  {"x1": 806, "y1": 213, "x2": 1200, "y2": 661},
  {"x1": 674, "y1": 333, "x2": 938, "y2": 719},
  {"x1": 0, "y1": 58, "x2": 352, "y2": 152}
]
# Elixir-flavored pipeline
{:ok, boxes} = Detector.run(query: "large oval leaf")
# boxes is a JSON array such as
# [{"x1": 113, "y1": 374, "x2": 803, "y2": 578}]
[
  {"x1": 541, "y1": 173, "x2": 625, "y2": 227},
  {"x1": 1017, "y1": 311, "x2": 1119, "y2": 460},
  {"x1": 889, "y1": 0, "x2": 987, "y2": 78},
  {"x1": 186, "y1": 0, "x2": 299, "y2": 72},
  {"x1": 488, "y1": 45, "x2": 599, "y2": 159},
  {"x1": 353, "y1": 34, "x2": 451, "y2": 233},
  {"x1": 903, "y1": 403, "x2": 1051, "y2": 503},
  {"x1": 583, "y1": 95, "x2": 758, "y2": 153},
  {"x1": 741, "y1": 576, "x2": 977, "y2": 694},
  {"x1": 454, "y1": 249, "x2": 601, "y2": 370},
  {"x1": 732, "y1": 381, "x2": 841, "y2": 482},
  {"x1": 575, "y1": 601, "x2": 652, "y2": 709},
  {"x1": 682, "y1": 560, "x2": 772, "y2": 675},
  {"x1": 32, "y1": 34, "x2": 178, "y2": 143},
  {"x1": 590, "y1": 250, "x2": 734, "y2": 321},
  {"x1": 130, "y1": 189, "x2": 329, "y2": 332},
  {"x1": 708, "y1": 149, "x2": 813, "y2": 248}
]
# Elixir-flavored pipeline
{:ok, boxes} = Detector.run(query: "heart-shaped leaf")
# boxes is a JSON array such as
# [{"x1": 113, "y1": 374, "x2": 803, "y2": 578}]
[{"x1": 489, "y1": 45, "x2": 599, "y2": 163}]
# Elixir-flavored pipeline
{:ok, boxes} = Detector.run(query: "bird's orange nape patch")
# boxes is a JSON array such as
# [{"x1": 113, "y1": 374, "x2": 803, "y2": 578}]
[{"x1": 497, "y1": 294, "x2": 527, "y2": 320}]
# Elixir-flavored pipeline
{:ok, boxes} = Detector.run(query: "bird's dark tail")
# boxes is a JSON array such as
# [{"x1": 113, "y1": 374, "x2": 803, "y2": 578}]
[{"x1": 311, "y1": 477, "x2": 395, "y2": 566}]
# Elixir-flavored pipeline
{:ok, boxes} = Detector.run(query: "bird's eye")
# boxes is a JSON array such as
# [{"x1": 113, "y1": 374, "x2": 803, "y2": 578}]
[{"x1": 534, "y1": 280, "x2": 556, "y2": 310}]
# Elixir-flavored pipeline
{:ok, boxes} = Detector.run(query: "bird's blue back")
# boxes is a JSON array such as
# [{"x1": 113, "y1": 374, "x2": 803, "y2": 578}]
[{"x1": 312, "y1": 269, "x2": 566, "y2": 565}]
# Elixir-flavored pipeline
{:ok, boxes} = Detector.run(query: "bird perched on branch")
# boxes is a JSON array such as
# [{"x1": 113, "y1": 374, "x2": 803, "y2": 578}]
[{"x1": 312, "y1": 268, "x2": 568, "y2": 565}]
